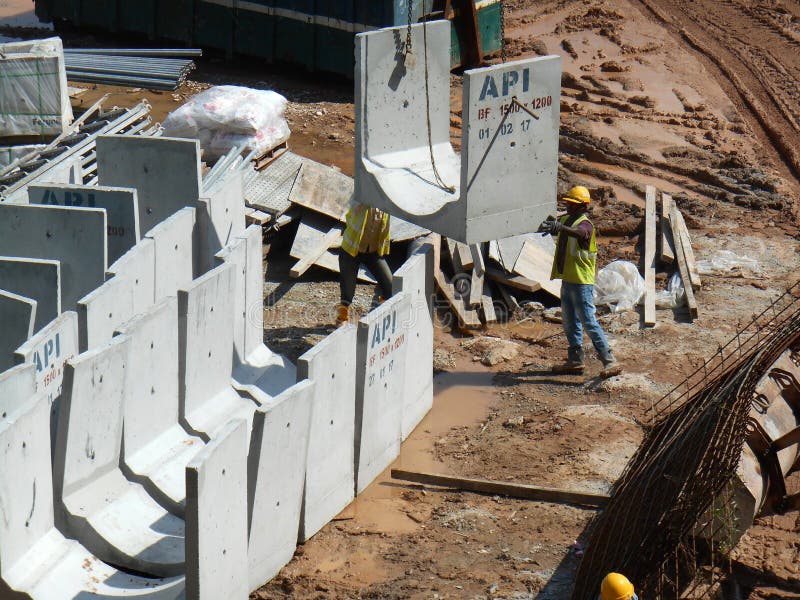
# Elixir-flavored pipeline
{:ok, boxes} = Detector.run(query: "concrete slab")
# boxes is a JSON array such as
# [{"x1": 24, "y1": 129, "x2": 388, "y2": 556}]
[
  {"x1": 186, "y1": 419, "x2": 249, "y2": 600},
  {"x1": 354, "y1": 292, "x2": 411, "y2": 494},
  {"x1": 354, "y1": 22, "x2": 560, "y2": 243},
  {"x1": 53, "y1": 336, "x2": 185, "y2": 577},
  {"x1": 178, "y1": 263, "x2": 257, "y2": 442},
  {"x1": 0, "y1": 204, "x2": 107, "y2": 310},
  {"x1": 77, "y1": 274, "x2": 133, "y2": 352},
  {"x1": 197, "y1": 170, "x2": 246, "y2": 274},
  {"x1": 0, "y1": 394, "x2": 185, "y2": 599},
  {"x1": 0, "y1": 289, "x2": 36, "y2": 372},
  {"x1": 96, "y1": 135, "x2": 202, "y2": 236},
  {"x1": 116, "y1": 297, "x2": 205, "y2": 517},
  {"x1": 247, "y1": 379, "x2": 314, "y2": 591},
  {"x1": 0, "y1": 363, "x2": 35, "y2": 420},
  {"x1": 28, "y1": 183, "x2": 141, "y2": 265},
  {"x1": 145, "y1": 207, "x2": 196, "y2": 302},
  {"x1": 14, "y1": 311, "x2": 79, "y2": 447},
  {"x1": 392, "y1": 246, "x2": 434, "y2": 440},
  {"x1": 297, "y1": 325, "x2": 357, "y2": 542},
  {"x1": 215, "y1": 226, "x2": 296, "y2": 402},
  {"x1": 107, "y1": 237, "x2": 156, "y2": 314},
  {"x1": 0, "y1": 256, "x2": 60, "y2": 331}
]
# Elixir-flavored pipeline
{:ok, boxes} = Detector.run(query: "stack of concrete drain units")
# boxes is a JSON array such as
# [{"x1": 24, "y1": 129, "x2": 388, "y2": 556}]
[{"x1": 0, "y1": 132, "x2": 434, "y2": 598}]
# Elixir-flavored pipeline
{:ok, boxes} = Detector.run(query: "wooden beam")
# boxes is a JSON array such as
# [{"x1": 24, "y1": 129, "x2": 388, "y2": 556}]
[
  {"x1": 480, "y1": 278, "x2": 497, "y2": 324},
  {"x1": 660, "y1": 193, "x2": 675, "y2": 264},
  {"x1": 391, "y1": 469, "x2": 608, "y2": 508},
  {"x1": 669, "y1": 203, "x2": 698, "y2": 320},
  {"x1": 643, "y1": 186, "x2": 657, "y2": 327},
  {"x1": 486, "y1": 267, "x2": 542, "y2": 294},
  {"x1": 674, "y1": 209, "x2": 702, "y2": 290},
  {"x1": 289, "y1": 228, "x2": 342, "y2": 278},
  {"x1": 452, "y1": 0, "x2": 483, "y2": 68},
  {"x1": 456, "y1": 242, "x2": 474, "y2": 270},
  {"x1": 434, "y1": 271, "x2": 481, "y2": 328},
  {"x1": 468, "y1": 244, "x2": 484, "y2": 308}
]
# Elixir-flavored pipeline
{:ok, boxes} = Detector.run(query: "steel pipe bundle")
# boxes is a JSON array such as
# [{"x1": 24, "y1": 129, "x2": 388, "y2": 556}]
[{"x1": 64, "y1": 49, "x2": 198, "y2": 90}]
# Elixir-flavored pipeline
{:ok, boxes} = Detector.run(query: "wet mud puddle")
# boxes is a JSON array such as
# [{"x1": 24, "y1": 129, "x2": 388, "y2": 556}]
[{"x1": 340, "y1": 359, "x2": 497, "y2": 533}]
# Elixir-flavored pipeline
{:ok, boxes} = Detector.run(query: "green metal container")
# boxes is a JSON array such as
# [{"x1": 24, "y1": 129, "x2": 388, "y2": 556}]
[
  {"x1": 76, "y1": 0, "x2": 118, "y2": 30},
  {"x1": 234, "y1": 0, "x2": 275, "y2": 62},
  {"x1": 156, "y1": 0, "x2": 194, "y2": 45},
  {"x1": 33, "y1": 0, "x2": 503, "y2": 76},
  {"x1": 195, "y1": 0, "x2": 235, "y2": 57},
  {"x1": 119, "y1": 0, "x2": 156, "y2": 38}
]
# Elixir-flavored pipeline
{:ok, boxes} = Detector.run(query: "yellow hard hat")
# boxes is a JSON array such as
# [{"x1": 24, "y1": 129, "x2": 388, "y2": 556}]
[
  {"x1": 600, "y1": 573, "x2": 635, "y2": 600},
  {"x1": 563, "y1": 185, "x2": 591, "y2": 204}
]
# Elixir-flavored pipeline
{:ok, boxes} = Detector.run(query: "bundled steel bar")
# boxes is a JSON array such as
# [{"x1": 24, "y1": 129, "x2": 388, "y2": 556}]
[
  {"x1": 572, "y1": 283, "x2": 800, "y2": 600},
  {"x1": 0, "y1": 101, "x2": 152, "y2": 197},
  {"x1": 64, "y1": 52, "x2": 196, "y2": 90},
  {"x1": 65, "y1": 48, "x2": 203, "y2": 57}
]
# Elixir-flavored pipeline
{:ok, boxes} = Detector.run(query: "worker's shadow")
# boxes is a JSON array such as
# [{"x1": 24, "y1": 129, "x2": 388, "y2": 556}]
[{"x1": 533, "y1": 548, "x2": 584, "y2": 599}]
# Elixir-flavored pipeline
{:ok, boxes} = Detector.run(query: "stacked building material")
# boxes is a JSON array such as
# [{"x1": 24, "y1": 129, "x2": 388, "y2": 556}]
[{"x1": 64, "y1": 48, "x2": 199, "y2": 90}]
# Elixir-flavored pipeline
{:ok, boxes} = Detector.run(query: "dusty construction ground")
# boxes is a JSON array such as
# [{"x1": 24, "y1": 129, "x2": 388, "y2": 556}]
[{"x1": 3, "y1": 0, "x2": 800, "y2": 597}]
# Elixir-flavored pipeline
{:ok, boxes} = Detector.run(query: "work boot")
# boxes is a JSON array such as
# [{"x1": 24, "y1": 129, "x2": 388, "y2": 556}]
[
  {"x1": 552, "y1": 345, "x2": 585, "y2": 374},
  {"x1": 599, "y1": 347, "x2": 622, "y2": 378},
  {"x1": 336, "y1": 304, "x2": 350, "y2": 327}
]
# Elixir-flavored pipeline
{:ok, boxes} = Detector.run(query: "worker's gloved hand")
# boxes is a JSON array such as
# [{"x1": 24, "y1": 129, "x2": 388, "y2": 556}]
[{"x1": 537, "y1": 215, "x2": 560, "y2": 235}]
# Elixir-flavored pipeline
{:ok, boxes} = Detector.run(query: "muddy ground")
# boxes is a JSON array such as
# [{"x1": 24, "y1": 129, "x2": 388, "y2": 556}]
[{"x1": 4, "y1": 0, "x2": 800, "y2": 598}]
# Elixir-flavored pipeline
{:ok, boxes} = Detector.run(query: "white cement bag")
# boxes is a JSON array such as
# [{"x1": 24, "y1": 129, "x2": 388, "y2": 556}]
[
  {"x1": 162, "y1": 85, "x2": 290, "y2": 161},
  {"x1": 594, "y1": 260, "x2": 645, "y2": 313},
  {"x1": 0, "y1": 37, "x2": 72, "y2": 136}
]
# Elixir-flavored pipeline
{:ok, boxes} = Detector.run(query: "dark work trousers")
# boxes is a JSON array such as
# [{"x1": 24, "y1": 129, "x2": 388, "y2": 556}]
[{"x1": 339, "y1": 251, "x2": 394, "y2": 306}]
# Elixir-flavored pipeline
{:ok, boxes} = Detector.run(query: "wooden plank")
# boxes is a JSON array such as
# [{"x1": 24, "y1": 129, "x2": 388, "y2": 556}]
[
  {"x1": 486, "y1": 267, "x2": 542, "y2": 294},
  {"x1": 444, "y1": 238, "x2": 462, "y2": 273},
  {"x1": 513, "y1": 238, "x2": 561, "y2": 298},
  {"x1": 480, "y1": 279, "x2": 497, "y2": 324},
  {"x1": 660, "y1": 193, "x2": 675, "y2": 264},
  {"x1": 391, "y1": 469, "x2": 608, "y2": 508},
  {"x1": 669, "y1": 203, "x2": 698, "y2": 320},
  {"x1": 456, "y1": 242, "x2": 474, "y2": 270},
  {"x1": 643, "y1": 185, "x2": 657, "y2": 327},
  {"x1": 495, "y1": 282, "x2": 519, "y2": 314},
  {"x1": 244, "y1": 207, "x2": 271, "y2": 226},
  {"x1": 674, "y1": 209, "x2": 701, "y2": 290},
  {"x1": 467, "y1": 244, "x2": 484, "y2": 308},
  {"x1": 290, "y1": 228, "x2": 342, "y2": 278},
  {"x1": 288, "y1": 161, "x2": 353, "y2": 221},
  {"x1": 253, "y1": 141, "x2": 288, "y2": 171},
  {"x1": 434, "y1": 271, "x2": 481, "y2": 328}
]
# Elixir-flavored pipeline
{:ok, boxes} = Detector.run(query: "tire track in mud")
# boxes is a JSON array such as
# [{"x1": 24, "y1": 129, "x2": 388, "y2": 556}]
[{"x1": 633, "y1": 0, "x2": 800, "y2": 188}]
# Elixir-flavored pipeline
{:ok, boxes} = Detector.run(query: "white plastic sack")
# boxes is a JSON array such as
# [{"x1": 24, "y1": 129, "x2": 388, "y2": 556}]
[
  {"x1": 162, "y1": 85, "x2": 290, "y2": 161},
  {"x1": 696, "y1": 250, "x2": 761, "y2": 276},
  {"x1": 0, "y1": 37, "x2": 72, "y2": 136},
  {"x1": 593, "y1": 260, "x2": 646, "y2": 313},
  {"x1": 655, "y1": 272, "x2": 685, "y2": 309}
]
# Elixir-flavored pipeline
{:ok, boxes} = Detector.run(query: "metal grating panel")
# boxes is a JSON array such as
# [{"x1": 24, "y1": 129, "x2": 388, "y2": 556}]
[{"x1": 243, "y1": 150, "x2": 304, "y2": 215}]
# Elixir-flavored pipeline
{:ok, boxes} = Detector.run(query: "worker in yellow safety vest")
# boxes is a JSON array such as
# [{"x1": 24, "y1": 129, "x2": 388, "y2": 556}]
[
  {"x1": 537, "y1": 185, "x2": 621, "y2": 377},
  {"x1": 336, "y1": 203, "x2": 394, "y2": 325},
  {"x1": 598, "y1": 572, "x2": 638, "y2": 600}
]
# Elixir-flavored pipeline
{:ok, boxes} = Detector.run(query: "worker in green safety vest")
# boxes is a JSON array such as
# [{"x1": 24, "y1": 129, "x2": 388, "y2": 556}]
[
  {"x1": 336, "y1": 203, "x2": 394, "y2": 326},
  {"x1": 538, "y1": 186, "x2": 622, "y2": 378}
]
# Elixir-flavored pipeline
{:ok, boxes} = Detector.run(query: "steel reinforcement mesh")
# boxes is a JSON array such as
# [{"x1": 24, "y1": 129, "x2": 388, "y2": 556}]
[{"x1": 571, "y1": 282, "x2": 800, "y2": 600}]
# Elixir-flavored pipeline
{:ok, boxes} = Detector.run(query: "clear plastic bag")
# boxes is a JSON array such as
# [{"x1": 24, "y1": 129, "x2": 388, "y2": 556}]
[
  {"x1": 593, "y1": 260, "x2": 646, "y2": 313},
  {"x1": 696, "y1": 250, "x2": 761, "y2": 276},
  {"x1": 162, "y1": 85, "x2": 290, "y2": 161},
  {"x1": 655, "y1": 272, "x2": 685, "y2": 308}
]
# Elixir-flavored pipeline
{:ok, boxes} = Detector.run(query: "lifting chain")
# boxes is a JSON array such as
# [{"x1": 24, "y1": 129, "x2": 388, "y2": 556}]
[
  {"x1": 422, "y1": 0, "x2": 456, "y2": 194},
  {"x1": 500, "y1": 0, "x2": 507, "y2": 63},
  {"x1": 406, "y1": 0, "x2": 414, "y2": 54}
]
